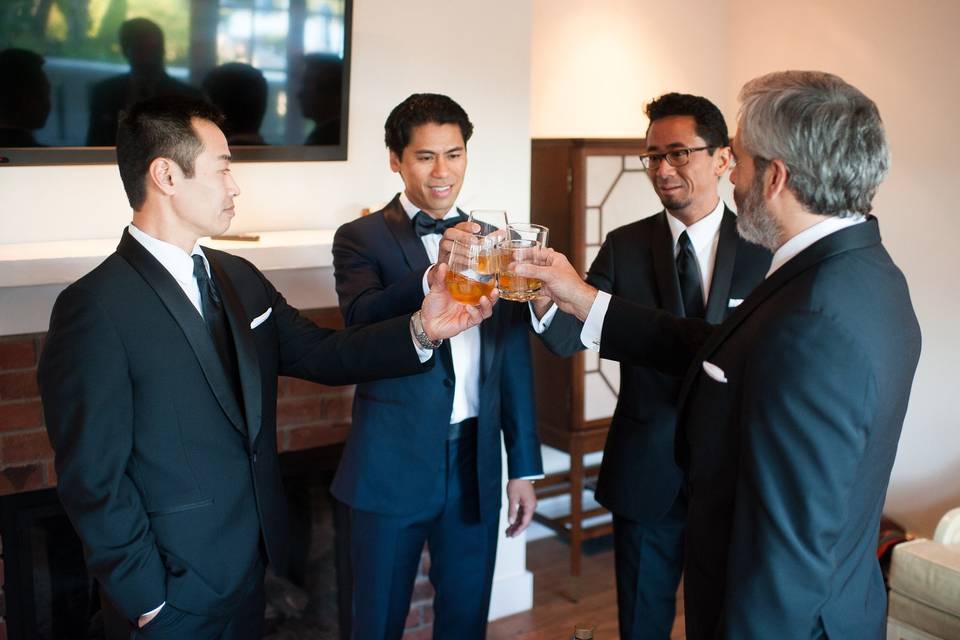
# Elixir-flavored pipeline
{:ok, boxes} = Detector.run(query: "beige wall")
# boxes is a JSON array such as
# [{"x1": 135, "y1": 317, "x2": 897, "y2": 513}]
[
  {"x1": 531, "y1": 0, "x2": 960, "y2": 536},
  {"x1": 0, "y1": 0, "x2": 533, "y2": 245}
]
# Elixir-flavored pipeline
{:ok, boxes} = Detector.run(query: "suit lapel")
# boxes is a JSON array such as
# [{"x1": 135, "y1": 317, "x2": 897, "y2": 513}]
[
  {"x1": 382, "y1": 194, "x2": 455, "y2": 375},
  {"x1": 208, "y1": 252, "x2": 263, "y2": 445},
  {"x1": 651, "y1": 212, "x2": 685, "y2": 317},
  {"x1": 117, "y1": 230, "x2": 247, "y2": 435},
  {"x1": 703, "y1": 207, "x2": 738, "y2": 324},
  {"x1": 383, "y1": 194, "x2": 432, "y2": 272}
]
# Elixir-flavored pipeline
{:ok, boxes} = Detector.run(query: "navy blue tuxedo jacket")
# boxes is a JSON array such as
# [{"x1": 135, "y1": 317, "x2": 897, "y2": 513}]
[
  {"x1": 330, "y1": 195, "x2": 543, "y2": 519},
  {"x1": 539, "y1": 207, "x2": 770, "y2": 523},
  {"x1": 38, "y1": 229, "x2": 428, "y2": 623},
  {"x1": 598, "y1": 218, "x2": 921, "y2": 639}
]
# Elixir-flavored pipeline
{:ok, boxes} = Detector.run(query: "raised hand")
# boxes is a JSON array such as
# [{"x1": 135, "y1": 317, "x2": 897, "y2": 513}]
[
  {"x1": 513, "y1": 248, "x2": 598, "y2": 321},
  {"x1": 429, "y1": 221, "x2": 481, "y2": 288},
  {"x1": 420, "y1": 262, "x2": 497, "y2": 340}
]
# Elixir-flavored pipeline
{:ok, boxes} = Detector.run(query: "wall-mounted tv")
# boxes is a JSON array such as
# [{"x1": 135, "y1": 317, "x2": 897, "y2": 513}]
[{"x1": 0, "y1": 0, "x2": 352, "y2": 165}]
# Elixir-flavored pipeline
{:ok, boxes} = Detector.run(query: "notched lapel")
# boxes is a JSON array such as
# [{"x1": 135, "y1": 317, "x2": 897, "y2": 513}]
[
  {"x1": 117, "y1": 231, "x2": 247, "y2": 435},
  {"x1": 704, "y1": 208, "x2": 738, "y2": 324},
  {"x1": 651, "y1": 212, "x2": 684, "y2": 317},
  {"x1": 383, "y1": 195, "x2": 431, "y2": 272},
  {"x1": 208, "y1": 253, "x2": 263, "y2": 445}
]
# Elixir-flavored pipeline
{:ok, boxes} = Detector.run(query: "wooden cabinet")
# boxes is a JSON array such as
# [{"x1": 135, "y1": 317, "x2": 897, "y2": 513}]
[{"x1": 529, "y1": 138, "x2": 661, "y2": 594}]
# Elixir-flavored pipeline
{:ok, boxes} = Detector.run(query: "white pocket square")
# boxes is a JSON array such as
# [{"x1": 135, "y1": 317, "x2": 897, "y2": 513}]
[
  {"x1": 250, "y1": 307, "x2": 272, "y2": 329},
  {"x1": 702, "y1": 360, "x2": 728, "y2": 383},
  {"x1": 728, "y1": 298, "x2": 743, "y2": 308}
]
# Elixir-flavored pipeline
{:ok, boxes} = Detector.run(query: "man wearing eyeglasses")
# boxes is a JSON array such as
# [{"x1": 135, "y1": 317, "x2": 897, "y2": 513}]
[{"x1": 531, "y1": 93, "x2": 770, "y2": 639}]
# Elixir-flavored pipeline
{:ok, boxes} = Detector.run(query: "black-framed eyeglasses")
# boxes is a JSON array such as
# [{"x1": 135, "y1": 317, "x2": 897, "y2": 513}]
[{"x1": 639, "y1": 146, "x2": 715, "y2": 170}]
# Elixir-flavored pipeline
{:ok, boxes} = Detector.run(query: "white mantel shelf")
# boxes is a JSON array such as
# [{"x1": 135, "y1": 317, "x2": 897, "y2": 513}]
[{"x1": 0, "y1": 229, "x2": 336, "y2": 288}]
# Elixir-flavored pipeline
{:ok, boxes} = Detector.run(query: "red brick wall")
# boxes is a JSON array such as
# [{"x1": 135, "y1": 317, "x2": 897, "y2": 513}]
[{"x1": 0, "y1": 309, "x2": 435, "y2": 638}]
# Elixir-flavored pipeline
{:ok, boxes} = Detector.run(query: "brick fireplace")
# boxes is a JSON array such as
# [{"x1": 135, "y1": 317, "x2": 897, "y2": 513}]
[{"x1": 0, "y1": 309, "x2": 436, "y2": 640}]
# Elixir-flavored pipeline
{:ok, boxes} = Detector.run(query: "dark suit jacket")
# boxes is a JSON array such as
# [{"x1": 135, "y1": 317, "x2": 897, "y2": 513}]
[
  {"x1": 38, "y1": 229, "x2": 428, "y2": 622},
  {"x1": 599, "y1": 218, "x2": 921, "y2": 639},
  {"x1": 539, "y1": 207, "x2": 770, "y2": 523},
  {"x1": 330, "y1": 195, "x2": 543, "y2": 519}
]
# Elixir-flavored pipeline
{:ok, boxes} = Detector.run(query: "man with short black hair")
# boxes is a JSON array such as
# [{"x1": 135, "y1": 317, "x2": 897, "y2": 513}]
[
  {"x1": 332, "y1": 93, "x2": 542, "y2": 639},
  {"x1": 39, "y1": 94, "x2": 489, "y2": 640},
  {"x1": 531, "y1": 92, "x2": 770, "y2": 639},
  {"x1": 518, "y1": 71, "x2": 922, "y2": 639}
]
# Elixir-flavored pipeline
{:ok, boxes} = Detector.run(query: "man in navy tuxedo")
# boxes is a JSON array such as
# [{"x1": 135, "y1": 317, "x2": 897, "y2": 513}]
[
  {"x1": 332, "y1": 93, "x2": 543, "y2": 639},
  {"x1": 531, "y1": 93, "x2": 770, "y2": 639},
  {"x1": 38, "y1": 95, "x2": 490, "y2": 640},
  {"x1": 517, "y1": 71, "x2": 921, "y2": 639}
]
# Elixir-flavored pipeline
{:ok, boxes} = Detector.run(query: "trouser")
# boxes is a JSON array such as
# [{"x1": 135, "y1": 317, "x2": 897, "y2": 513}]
[
  {"x1": 612, "y1": 491, "x2": 686, "y2": 640},
  {"x1": 348, "y1": 423, "x2": 499, "y2": 640}
]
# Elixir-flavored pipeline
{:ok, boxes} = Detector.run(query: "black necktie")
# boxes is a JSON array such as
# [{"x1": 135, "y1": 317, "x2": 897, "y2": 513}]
[
  {"x1": 412, "y1": 210, "x2": 466, "y2": 237},
  {"x1": 676, "y1": 231, "x2": 705, "y2": 319},
  {"x1": 192, "y1": 255, "x2": 242, "y2": 398}
]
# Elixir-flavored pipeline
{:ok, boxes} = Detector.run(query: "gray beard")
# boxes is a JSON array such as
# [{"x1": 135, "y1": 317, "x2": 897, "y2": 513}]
[{"x1": 735, "y1": 177, "x2": 783, "y2": 251}]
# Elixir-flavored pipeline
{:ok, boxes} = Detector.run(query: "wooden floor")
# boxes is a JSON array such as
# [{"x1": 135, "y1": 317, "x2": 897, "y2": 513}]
[{"x1": 487, "y1": 536, "x2": 684, "y2": 639}]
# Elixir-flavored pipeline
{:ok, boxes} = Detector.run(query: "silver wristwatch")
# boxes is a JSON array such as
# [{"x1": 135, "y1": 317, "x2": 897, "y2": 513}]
[{"x1": 410, "y1": 310, "x2": 443, "y2": 349}]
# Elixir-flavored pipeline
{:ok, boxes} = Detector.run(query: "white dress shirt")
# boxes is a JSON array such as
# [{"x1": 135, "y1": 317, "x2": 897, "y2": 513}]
[
  {"x1": 532, "y1": 200, "x2": 726, "y2": 352},
  {"x1": 766, "y1": 214, "x2": 865, "y2": 277},
  {"x1": 400, "y1": 193, "x2": 481, "y2": 424},
  {"x1": 128, "y1": 223, "x2": 207, "y2": 317}
]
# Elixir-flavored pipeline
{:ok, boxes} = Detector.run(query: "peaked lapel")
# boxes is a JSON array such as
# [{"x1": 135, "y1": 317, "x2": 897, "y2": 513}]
[
  {"x1": 117, "y1": 230, "x2": 247, "y2": 435},
  {"x1": 650, "y1": 211, "x2": 685, "y2": 317},
  {"x1": 383, "y1": 194, "x2": 432, "y2": 273},
  {"x1": 382, "y1": 194, "x2": 455, "y2": 375},
  {"x1": 207, "y1": 251, "x2": 263, "y2": 445},
  {"x1": 678, "y1": 217, "x2": 883, "y2": 409},
  {"x1": 703, "y1": 207, "x2": 739, "y2": 324}
]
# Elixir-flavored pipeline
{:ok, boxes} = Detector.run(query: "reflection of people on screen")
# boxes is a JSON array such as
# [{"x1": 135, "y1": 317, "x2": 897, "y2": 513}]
[
  {"x1": 298, "y1": 53, "x2": 343, "y2": 146},
  {"x1": 0, "y1": 48, "x2": 51, "y2": 147},
  {"x1": 202, "y1": 63, "x2": 268, "y2": 146},
  {"x1": 86, "y1": 17, "x2": 202, "y2": 146}
]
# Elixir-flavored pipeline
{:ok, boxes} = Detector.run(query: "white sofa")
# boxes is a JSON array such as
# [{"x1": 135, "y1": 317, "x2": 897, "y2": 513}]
[{"x1": 887, "y1": 508, "x2": 960, "y2": 640}]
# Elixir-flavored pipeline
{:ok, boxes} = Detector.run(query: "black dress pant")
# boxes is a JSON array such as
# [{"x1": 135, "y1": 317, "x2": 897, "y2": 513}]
[{"x1": 612, "y1": 491, "x2": 686, "y2": 640}]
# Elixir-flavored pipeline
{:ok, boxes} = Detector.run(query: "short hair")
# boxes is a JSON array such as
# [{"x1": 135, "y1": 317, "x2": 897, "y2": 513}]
[
  {"x1": 203, "y1": 63, "x2": 267, "y2": 135},
  {"x1": 384, "y1": 93, "x2": 473, "y2": 158},
  {"x1": 0, "y1": 48, "x2": 46, "y2": 116},
  {"x1": 116, "y1": 95, "x2": 224, "y2": 210},
  {"x1": 645, "y1": 92, "x2": 729, "y2": 149},
  {"x1": 737, "y1": 70, "x2": 890, "y2": 218}
]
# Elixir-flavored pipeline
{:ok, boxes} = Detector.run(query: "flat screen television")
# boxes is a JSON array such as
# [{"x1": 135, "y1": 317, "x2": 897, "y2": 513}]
[{"x1": 0, "y1": 0, "x2": 352, "y2": 165}]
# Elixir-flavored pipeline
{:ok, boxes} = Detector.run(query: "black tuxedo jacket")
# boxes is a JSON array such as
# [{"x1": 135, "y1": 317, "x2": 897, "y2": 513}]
[
  {"x1": 38, "y1": 229, "x2": 428, "y2": 622},
  {"x1": 539, "y1": 207, "x2": 770, "y2": 523},
  {"x1": 330, "y1": 195, "x2": 543, "y2": 519},
  {"x1": 599, "y1": 218, "x2": 922, "y2": 638}
]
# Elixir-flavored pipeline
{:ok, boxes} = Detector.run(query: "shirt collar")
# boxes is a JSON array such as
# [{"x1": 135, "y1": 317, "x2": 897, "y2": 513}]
[
  {"x1": 665, "y1": 199, "x2": 725, "y2": 254},
  {"x1": 398, "y1": 191, "x2": 462, "y2": 222},
  {"x1": 767, "y1": 214, "x2": 866, "y2": 277},
  {"x1": 127, "y1": 223, "x2": 205, "y2": 284}
]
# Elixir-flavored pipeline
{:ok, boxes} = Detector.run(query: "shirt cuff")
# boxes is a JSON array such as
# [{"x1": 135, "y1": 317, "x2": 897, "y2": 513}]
[
  {"x1": 516, "y1": 474, "x2": 545, "y2": 481},
  {"x1": 421, "y1": 265, "x2": 434, "y2": 295},
  {"x1": 528, "y1": 302, "x2": 559, "y2": 334},
  {"x1": 580, "y1": 290, "x2": 611, "y2": 352},
  {"x1": 410, "y1": 321, "x2": 435, "y2": 363}
]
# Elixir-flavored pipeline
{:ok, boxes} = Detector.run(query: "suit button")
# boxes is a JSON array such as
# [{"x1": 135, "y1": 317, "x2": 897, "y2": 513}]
[
  {"x1": 251, "y1": 452, "x2": 258, "y2": 463},
  {"x1": 443, "y1": 378, "x2": 454, "y2": 388}
]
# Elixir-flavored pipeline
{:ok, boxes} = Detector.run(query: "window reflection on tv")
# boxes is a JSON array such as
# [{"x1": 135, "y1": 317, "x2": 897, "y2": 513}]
[{"x1": 0, "y1": 0, "x2": 348, "y2": 150}]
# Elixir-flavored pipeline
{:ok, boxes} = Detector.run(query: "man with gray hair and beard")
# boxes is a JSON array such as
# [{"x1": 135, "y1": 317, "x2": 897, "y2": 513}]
[{"x1": 516, "y1": 70, "x2": 922, "y2": 639}]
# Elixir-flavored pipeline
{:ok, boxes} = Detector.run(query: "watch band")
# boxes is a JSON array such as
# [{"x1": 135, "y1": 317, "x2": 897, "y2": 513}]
[{"x1": 411, "y1": 310, "x2": 443, "y2": 349}]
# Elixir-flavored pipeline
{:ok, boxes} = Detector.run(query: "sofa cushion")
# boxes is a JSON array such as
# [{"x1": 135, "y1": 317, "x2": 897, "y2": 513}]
[
  {"x1": 888, "y1": 590, "x2": 960, "y2": 639},
  {"x1": 889, "y1": 540, "x2": 960, "y2": 618}
]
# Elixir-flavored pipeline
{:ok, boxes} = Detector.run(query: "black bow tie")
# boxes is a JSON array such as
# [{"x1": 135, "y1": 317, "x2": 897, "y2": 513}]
[{"x1": 413, "y1": 210, "x2": 466, "y2": 237}]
